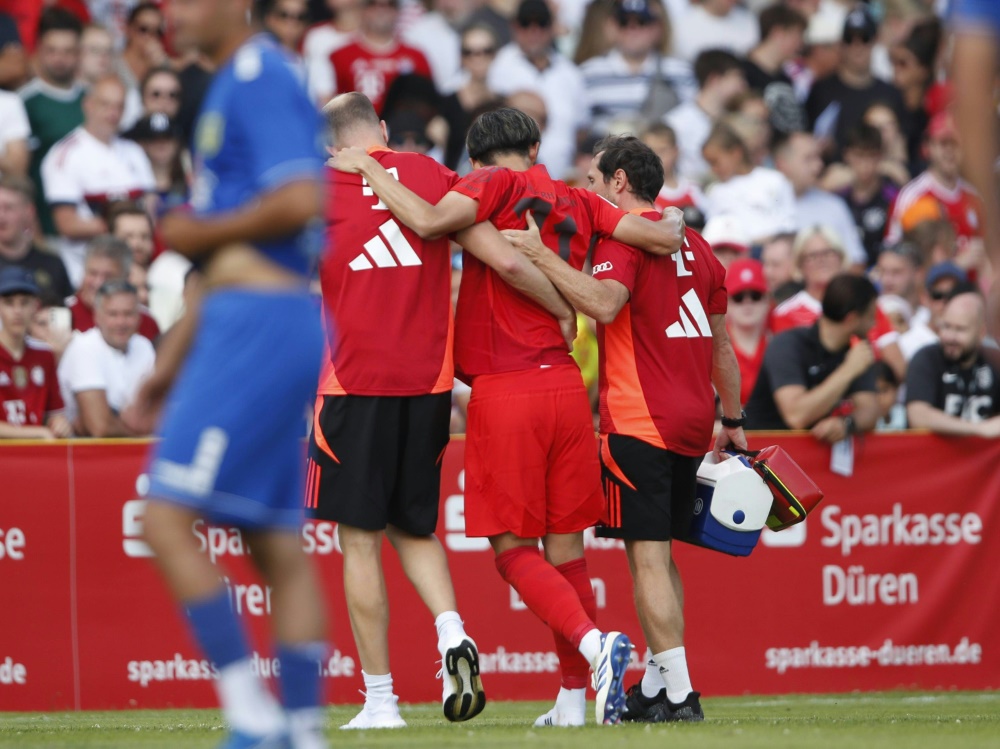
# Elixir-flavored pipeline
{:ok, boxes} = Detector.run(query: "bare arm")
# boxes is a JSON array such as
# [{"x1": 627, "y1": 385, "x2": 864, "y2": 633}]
[
  {"x1": 773, "y1": 341, "x2": 876, "y2": 429},
  {"x1": 0, "y1": 422, "x2": 55, "y2": 439},
  {"x1": 331, "y1": 147, "x2": 478, "y2": 239},
  {"x1": 611, "y1": 207, "x2": 684, "y2": 256},
  {"x1": 0, "y1": 138, "x2": 29, "y2": 177},
  {"x1": 710, "y1": 314, "x2": 747, "y2": 457},
  {"x1": 52, "y1": 205, "x2": 108, "y2": 241},
  {"x1": 906, "y1": 401, "x2": 1000, "y2": 437},
  {"x1": 455, "y1": 221, "x2": 573, "y2": 323},
  {"x1": 75, "y1": 389, "x2": 133, "y2": 438},
  {"x1": 502, "y1": 212, "x2": 629, "y2": 324},
  {"x1": 45, "y1": 412, "x2": 73, "y2": 438},
  {"x1": 160, "y1": 180, "x2": 323, "y2": 259}
]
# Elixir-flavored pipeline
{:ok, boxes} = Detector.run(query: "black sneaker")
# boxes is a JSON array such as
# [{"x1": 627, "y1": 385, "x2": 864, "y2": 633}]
[
  {"x1": 619, "y1": 682, "x2": 666, "y2": 722},
  {"x1": 650, "y1": 691, "x2": 705, "y2": 723}
]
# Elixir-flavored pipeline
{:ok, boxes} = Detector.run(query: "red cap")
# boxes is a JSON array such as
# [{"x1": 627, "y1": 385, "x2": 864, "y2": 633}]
[
  {"x1": 726, "y1": 258, "x2": 767, "y2": 296},
  {"x1": 927, "y1": 110, "x2": 958, "y2": 143}
]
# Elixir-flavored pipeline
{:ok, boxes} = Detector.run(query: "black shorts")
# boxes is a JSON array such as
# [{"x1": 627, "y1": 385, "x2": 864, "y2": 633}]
[
  {"x1": 306, "y1": 393, "x2": 451, "y2": 535},
  {"x1": 595, "y1": 433, "x2": 703, "y2": 542}
]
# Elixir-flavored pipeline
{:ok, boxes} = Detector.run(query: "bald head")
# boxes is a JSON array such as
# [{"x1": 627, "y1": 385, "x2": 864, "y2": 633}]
[
  {"x1": 940, "y1": 292, "x2": 986, "y2": 366},
  {"x1": 323, "y1": 92, "x2": 385, "y2": 149}
]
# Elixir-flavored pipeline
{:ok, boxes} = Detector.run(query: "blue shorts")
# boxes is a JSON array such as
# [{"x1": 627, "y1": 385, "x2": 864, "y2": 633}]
[{"x1": 148, "y1": 288, "x2": 323, "y2": 529}]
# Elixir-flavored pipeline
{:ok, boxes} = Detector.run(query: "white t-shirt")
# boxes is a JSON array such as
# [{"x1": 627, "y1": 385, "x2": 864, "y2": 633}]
[
  {"x1": 402, "y1": 12, "x2": 461, "y2": 95},
  {"x1": 303, "y1": 23, "x2": 353, "y2": 106},
  {"x1": 40, "y1": 126, "x2": 155, "y2": 287},
  {"x1": 704, "y1": 167, "x2": 797, "y2": 243},
  {"x1": 487, "y1": 44, "x2": 587, "y2": 181},
  {"x1": 794, "y1": 188, "x2": 868, "y2": 265},
  {"x1": 671, "y1": 5, "x2": 759, "y2": 63},
  {"x1": 146, "y1": 250, "x2": 192, "y2": 332},
  {"x1": 0, "y1": 90, "x2": 30, "y2": 162},
  {"x1": 664, "y1": 100, "x2": 712, "y2": 183},
  {"x1": 58, "y1": 327, "x2": 155, "y2": 425}
]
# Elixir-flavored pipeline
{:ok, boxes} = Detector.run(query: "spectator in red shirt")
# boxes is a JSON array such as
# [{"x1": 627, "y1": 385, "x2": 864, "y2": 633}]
[
  {"x1": 65, "y1": 235, "x2": 160, "y2": 342},
  {"x1": 725, "y1": 258, "x2": 770, "y2": 406},
  {"x1": 330, "y1": 0, "x2": 432, "y2": 114},
  {"x1": 0, "y1": 266, "x2": 71, "y2": 439}
]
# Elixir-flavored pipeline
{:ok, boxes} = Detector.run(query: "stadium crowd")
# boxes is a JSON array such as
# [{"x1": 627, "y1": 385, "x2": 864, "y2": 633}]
[{"x1": 0, "y1": 0, "x2": 997, "y2": 441}]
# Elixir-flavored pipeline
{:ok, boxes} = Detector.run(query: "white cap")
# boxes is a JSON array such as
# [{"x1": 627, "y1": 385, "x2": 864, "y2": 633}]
[{"x1": 702, "y1": 214, "x2": 750, "y2": 253}]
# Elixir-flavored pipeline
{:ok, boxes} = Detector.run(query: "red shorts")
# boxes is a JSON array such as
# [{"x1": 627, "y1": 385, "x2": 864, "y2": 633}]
[{"x1": 463, "y1": 364, "x2": 604, "y2": 538}]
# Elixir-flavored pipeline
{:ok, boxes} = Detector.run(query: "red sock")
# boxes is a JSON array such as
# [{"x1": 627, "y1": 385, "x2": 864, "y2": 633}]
[
  {"x1": 495, "y1": 546, "x2": 596, "y2": 651},
  {"x1": 553, "y1": 557, "x2": 597, "y2": 689}
]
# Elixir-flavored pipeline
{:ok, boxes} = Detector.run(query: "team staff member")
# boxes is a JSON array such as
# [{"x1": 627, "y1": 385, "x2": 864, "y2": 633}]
[
  {"x1": 314, "y1": 93, "x2": 576, "y2": 729},
  {"x1": 331, "y1": 109, "x2": 688, "y2": 726},
  {"x1": 503, "y1": 135, "x2": 745, "y2": 724}
]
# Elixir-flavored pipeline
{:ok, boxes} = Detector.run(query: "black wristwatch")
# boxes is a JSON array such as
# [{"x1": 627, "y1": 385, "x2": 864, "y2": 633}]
[
  {"x1": 842, "y1": 415, "x2": 856, "y2": 436},
  {"x1": 721, "y1": 410, "x2": 747, "y2": 429}
]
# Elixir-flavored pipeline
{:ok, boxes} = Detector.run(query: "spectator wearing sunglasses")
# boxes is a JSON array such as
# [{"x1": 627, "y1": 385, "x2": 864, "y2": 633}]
[
  {"x1": 921, "y1": 262, "x2": 967, "y2": 336},
  {"x1": 140, "y1": 66, "x2": 183, "y2": 120},
  {"x1": 725, "y1": 258, "x2": 770, "y2": 406},
  {"x1": 263, "y1": 0, "x2": 311, "y2": 56},
  {"x1": 117, "y1": 3, "x2": 168, "y2": 130}
]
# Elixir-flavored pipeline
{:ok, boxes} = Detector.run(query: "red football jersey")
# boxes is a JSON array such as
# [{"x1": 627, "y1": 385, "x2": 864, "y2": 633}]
[
  {"x1": 67, "y1": 296, "x2": 160, "y2": 342},
  {"x1": 730, "y1": 329, "x2": 767, "y2": 406},
  {"x1": 330, "y1": 39, "x2": 432, "y2": 115},
  {"x1": 593, "y1": 222, "x2": 727, "y2": 456},
  {"x1": 450, "y1": 164, "x2": 626, "y2": 380},
  {"x1": 319, "y1": 147, "x2": 455, "y2": 396},
  {"x1": 0, "y1": 339, "x2": 64, "y2": 427}
]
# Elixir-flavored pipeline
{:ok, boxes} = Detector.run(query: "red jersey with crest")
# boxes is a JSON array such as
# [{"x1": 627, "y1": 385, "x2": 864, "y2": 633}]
[
  {"x1": 331, "y1": 39, "x2": 432, "y2": 115},
  {"x1": 593, "y1": 222, "x2": 727, "y2": 456},
  {"x1": 0, "y1": 338, "x2": 64, "y2": 427},
  {"x1": 450, "y1": 164, "x2": 626, "y2": 380},
  {"x1": 319, "y1": 147, "x2": 455, "y2": 396}
]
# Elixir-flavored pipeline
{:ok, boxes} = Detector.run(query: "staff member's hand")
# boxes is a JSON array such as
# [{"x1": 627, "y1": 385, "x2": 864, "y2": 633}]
[{"x1": 713, "y1": 424, "x2": 747, "y2": 461}]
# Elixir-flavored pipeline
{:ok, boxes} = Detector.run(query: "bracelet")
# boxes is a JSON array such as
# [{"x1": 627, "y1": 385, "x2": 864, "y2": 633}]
[{"x1": 721, "y1": 410, "x2": 747, "y2": 429}]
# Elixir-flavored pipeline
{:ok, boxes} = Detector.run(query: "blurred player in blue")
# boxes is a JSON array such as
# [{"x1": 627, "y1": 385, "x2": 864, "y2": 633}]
[{"x1": 123, "y1": 0, "x2": 328, "y2": 747}]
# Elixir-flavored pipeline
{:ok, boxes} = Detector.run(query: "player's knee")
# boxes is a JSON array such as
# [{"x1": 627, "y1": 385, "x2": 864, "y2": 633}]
[{"x1": 338, "y1": 525, "x2": 384, "y2": 555}]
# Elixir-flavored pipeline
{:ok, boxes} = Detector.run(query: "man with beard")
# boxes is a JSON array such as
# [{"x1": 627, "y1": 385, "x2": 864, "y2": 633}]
[{"x1": 906, "y1": 291, "x2": 1000, "y2": 436}]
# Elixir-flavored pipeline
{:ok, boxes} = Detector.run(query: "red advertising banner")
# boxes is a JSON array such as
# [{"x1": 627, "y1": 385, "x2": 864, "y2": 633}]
[{"x1": 1, "y1": 433, "x2": 997, "y2": 711}]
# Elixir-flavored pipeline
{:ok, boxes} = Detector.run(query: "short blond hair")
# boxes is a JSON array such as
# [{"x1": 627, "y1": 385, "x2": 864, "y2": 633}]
[{"x1": 792, "y1": 225, "x2": 850, "y2": 271}]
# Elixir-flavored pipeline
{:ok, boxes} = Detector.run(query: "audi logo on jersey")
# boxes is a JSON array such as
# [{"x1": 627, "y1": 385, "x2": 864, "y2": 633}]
[{"x1": 592, "y1": 261, "x2": 614, "y2": 275}]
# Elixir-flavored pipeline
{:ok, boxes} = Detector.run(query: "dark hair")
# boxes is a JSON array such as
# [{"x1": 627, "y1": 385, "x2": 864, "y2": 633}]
[
  {"x1": 593, "y1": 135, "x2": 664, "y2": 204},
  {"x1": 844, "y1": 122, "x2": 883, "y2": 152},
  {"x1": 466, "y1": 107, "x2": 540, "y2": 165},
  {"x1": 878, "y1": 241, "x2": 921, "y2": 269},
  {"x1": 903, "y1": 17, "x2": 942, "y2": 71},
  {"x1": 822, "y1": 273, "x2": 878, "y2": 323},
  {"x1": 323, "y1": 92, "x2": 381, "y2": 144},
  {"x1": 758, "y1": 3, "x2": 807, "y2": 39},
  {"x1": 108, "y1": 205, "x2": 154, "y2": 235},
  {"x1": 37, "y1": 7, "x2": 83, "y2": 39},
  {"x1": 140, "y1": 65, "x2": 181, "y2": 99},
  {"x1": 873, "y1": 360, "x2": 898, "y2": 387},
  {"x1": 902, "y1": 219, "x2": 956, "y2": 267},
  {"x1": 703, "y1": 121, "x2": 751, "y2": 165},
  {"x1": 127, "y1": 1, "x2": 163, "y2": 26},
  {"x1": 693, "y1": 49, "x2": 742, "y2": 89},
  {"x1": 946, "y1": 280, "x2": 982, "y2": 301}
]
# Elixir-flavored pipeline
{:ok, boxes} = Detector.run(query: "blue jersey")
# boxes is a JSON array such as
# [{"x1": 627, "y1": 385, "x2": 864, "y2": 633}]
[
  {"x1": 951, "y1": 0, "x2": 1000, "y2": 36},
  {"x1": 190, "y1": 34, "x2": 324, "y2": 276}
]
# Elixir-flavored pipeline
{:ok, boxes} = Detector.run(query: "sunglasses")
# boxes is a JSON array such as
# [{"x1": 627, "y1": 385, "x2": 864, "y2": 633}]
[
  {"x1": 844, "y1": 32, "x2": 874, "y2": 45},
  {"x1": 149, "y1": 88, "x2": 180, "y2": 100},
  {"x1": 928, "y1": 289, "x2": 951, "y2": 301},
  {"x1": 617, "y1": 14, "x2": 653, "y2": 27},
  {"x1": 276, "y1": 9, "x2": 309, "y2": 22},
  {"x1": 731, "y1": 291, "x2": 765, "y2": 304},
  {"x1": 461, "y1": 46, "x2": 497, "y2": 57},
  {"x1": 135, "y1": 23, "x2": 164, "y2": 38},
  {"x1": 802, "y1": 247, "x2": 841, "y2": 263},
  {"x1": 517, "y1": 19, "x2": 552, "y2": 29}
]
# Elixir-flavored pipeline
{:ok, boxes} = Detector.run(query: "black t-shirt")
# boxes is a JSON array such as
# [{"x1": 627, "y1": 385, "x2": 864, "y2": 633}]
[
  {"x1": 838, "y1": 177, "x2": 899, "y2": 268},
  {"x1": 741, "y1": 57, "x2": 794, "y2": 93},
  {"x1": 0, "y1": 247, "x2": 74, "y2": 306},
  {"x1": 805, "y1": 73, "x2": 906, "y2": 160},
  {"x1": 745, "y1": 323, "x2": 877, "y2": 430},
  {"x1": 905, "y1": 344, "x2": 1000, "y2": 422}
]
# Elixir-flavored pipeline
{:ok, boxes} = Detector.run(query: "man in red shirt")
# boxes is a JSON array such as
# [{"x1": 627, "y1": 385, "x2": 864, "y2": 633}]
[
  {"x1": 0, "y1": 267, "x2": 71, "y2": 438},
  {"x1": 330, "y1": 0, "x2": 432, "y2": 115},
  {"x1": 66, "y1": 235, "x2": 160, "y2": 341},
  {"x1": 332, "y1": 109, "x2": 685, "y2": 726},
  {"x1": 725, "y1": 258, "x2": 770, "y2": 405},
  {"x1": 503, "y1": 135, "x2": 745, "y2": 724},
  {"x1": 313, "y1": 93, "x2": 575, "y2": 729}
]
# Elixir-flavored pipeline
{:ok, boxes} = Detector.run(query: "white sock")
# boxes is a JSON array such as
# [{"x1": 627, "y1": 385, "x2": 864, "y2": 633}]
[
  {"x1": 287, "y1": 707, "x2": 326, "y2": 749},
  {"x1": 555, "y1": 686, "x2": 586, "y2": 719},
  {"x1": 640, "y1": 658, "x2": 665, "y2": 698},
  {"x1": 361, "y1": 671, "x2": 394, "y2": 704},
  {"x1": 652, "y1": 647, "x2": 692, "y2": 704},
  {"x1": 435, "y1": 611, "x2": 466, "y2": 653},
  {"x1": 579, "y1": 628, "x2": 602, "y2": 666},
  {"x1": 216, "y1": 659, "x2": 285, "y2": 735}
]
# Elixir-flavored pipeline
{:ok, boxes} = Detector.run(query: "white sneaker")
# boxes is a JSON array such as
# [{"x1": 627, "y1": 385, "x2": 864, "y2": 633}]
[
  {"x1": 533, "y1": 705, "x2": 585, "y2": 727},
  {"x1": 439, "y1": 636, "x2": 486, "y2": 722},
  {"x1": 339, "y1": 695, "x2": 406, "y2": 730},
  {"x1": 288, "y1": 707, "x2": 329, "y2": 749}
]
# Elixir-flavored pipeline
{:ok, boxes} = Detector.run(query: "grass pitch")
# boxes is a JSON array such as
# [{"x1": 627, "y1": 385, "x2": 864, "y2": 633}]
[{"x1": 1, "y1": 692, "x2": 998, "y2": 748}]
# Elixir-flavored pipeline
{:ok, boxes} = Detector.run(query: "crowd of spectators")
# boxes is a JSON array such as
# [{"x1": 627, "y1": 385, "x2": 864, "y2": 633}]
[{"x1": 0, "y1": 0, "x2": 996, "y2": 443}]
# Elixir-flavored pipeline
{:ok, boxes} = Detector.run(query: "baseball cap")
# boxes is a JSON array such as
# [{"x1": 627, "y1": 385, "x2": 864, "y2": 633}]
[
  {"x1": 842, "y1": 5, "x2": 877, "y2": 44},
  {"x1": 515, "y1": 0, "x2": 553, "y2": 28},
  {"x1": 702, "y1": 215, "x2": 749, "y2": 255},
  {"x1": 925, "y1": 261, "x2": 967, "y2": 289},
  {"x1": 124, "y1": 112, "x2": 181, "y2": 142},
  {"x1": 615, "y1": 0, "x2": 654, "y2": 25},
  {"x1": 926, "y1": 110, "x2": 958, "y2": 142},
  {"x1": 0, "y1": 266, "x2": 41, "y2": 297},
  {"x1": 726, "y1": 258, "x2": 767, "y2": 296}
]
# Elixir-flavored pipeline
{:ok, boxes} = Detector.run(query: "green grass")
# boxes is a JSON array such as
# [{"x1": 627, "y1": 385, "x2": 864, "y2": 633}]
[{"x1": 1, "y1": 692, "x2": 998, "y2": 748}]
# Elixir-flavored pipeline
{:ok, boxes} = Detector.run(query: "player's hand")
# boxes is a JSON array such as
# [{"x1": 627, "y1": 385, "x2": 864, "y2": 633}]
[
  {"x1": 976, "y1": 415, "x2": 1000, "y2": 439},
  {"x1": 661, "y1": 206, "x2": 686, "y2": 247},
  {"x1": 501, "y1": 211, "x2": 547, "y2": 263},
  {"x1": 559, "y1": 313, "x2": 577, "y2": 353},
  {"x1": 160, "y1": 210, "x2": 207, "y2": 257},
  {"x1": 123, "y1": 376, "x2": 171, "y2": 436},
  {"x1": 713, "y1": 425, "x2": 747, "y2": 462},
  {"x1": 328, "y1": 146, "x2": 373, "y2": 175},
  {"x1": 810, "y1": 416, "x2": 846, "y2": 444},
  {"x1": 47, "y1": 414, "x2": 73, "y2": 439},
  {"x1": 842, "y1": 339, "x2": 875, "y2": 378}
]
